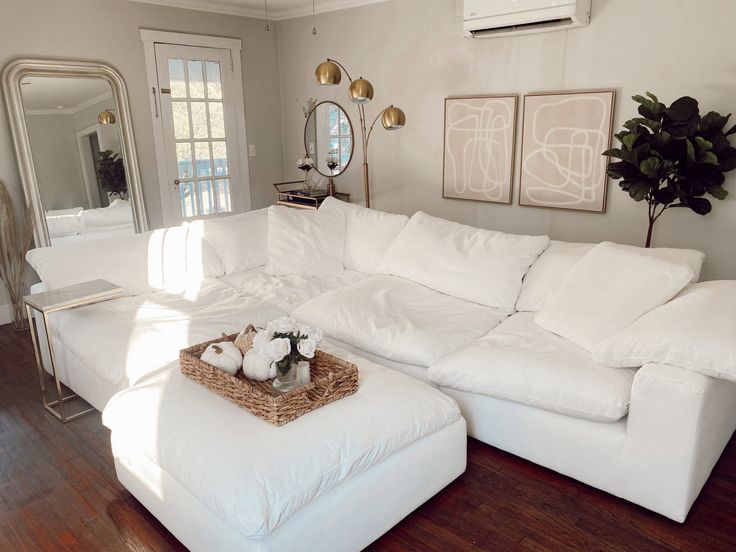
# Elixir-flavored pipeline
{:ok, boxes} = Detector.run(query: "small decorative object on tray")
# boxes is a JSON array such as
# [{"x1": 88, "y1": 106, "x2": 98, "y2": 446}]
[
  {"x1": 297, "y1": 155, "x2": 317, "y2": 194},
  {"x1": 180, "y1": 319, "x2": 359, "y2": 426}
]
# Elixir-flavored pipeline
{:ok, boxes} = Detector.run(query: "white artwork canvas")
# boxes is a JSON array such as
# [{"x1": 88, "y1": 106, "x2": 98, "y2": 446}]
[
  {"x1": 442, "y1": 95, "x2": 517, "y2": 204},
  {"x1": 519, "y1": 90, "x2": 615, "y2": 212}
]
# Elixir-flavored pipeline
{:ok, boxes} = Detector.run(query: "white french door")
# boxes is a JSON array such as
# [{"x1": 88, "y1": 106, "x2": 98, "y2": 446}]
[{"x1": 155, "y1": 44, "x2": 243, "y2": 223}]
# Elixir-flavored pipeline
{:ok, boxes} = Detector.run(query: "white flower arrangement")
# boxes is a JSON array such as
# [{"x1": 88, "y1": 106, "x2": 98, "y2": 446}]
[
  {"x1": 297, "y1": 156, "x2": 315, "y2": 172},
  {"x1": 250, "y1": 316, "x2": 323, "y2": 377}
]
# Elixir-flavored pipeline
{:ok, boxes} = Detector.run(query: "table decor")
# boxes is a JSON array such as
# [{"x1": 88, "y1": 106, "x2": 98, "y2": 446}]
[{"x1": 179, "y1": 326, "x2": 359, "y2": 426}]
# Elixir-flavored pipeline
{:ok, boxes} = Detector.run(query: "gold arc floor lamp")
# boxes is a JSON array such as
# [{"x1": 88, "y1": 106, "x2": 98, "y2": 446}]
[{"x1": 315, "y1": 58, "x2": 405, "y2": 208}]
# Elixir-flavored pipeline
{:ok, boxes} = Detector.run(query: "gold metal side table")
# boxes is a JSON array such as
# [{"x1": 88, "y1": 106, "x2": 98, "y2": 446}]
[{"x1": 24, "y1": 279, "x2": 126, "y2": 423}]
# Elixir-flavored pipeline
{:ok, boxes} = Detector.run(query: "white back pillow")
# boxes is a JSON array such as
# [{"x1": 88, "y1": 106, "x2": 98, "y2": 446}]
[
  {"x1": 26, "y1": 225, "x2": 224, "y2": 295},
  {"x1": 378, "y1": 211, "x2": 550, "y2": 311},
  {"x1": 319, "y1": 196, "x2": 408, "y2": 274},
  {"x1": 593, "y1": 281, "x2": 736, "y2": 382},
  {"x1": 266, "y1": 205, "x2": 345, "y2": 277},
  {"x1": 190, "y1": 209, "x2": 267, "y2": 274},
  {"x1": 517, "y1": 241, "x2": 704, "y2": 312},
  {"x1": 534, "y1": 242, "x2": 694, "y2": 351}
]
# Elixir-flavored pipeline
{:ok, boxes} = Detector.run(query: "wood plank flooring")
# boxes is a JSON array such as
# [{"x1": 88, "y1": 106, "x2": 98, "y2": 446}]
[{"x1": 0, "y1": 323, "x2": 734, "y2": 551}]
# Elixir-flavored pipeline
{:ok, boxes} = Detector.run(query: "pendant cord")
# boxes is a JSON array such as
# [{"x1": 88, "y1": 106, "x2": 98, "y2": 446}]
[
  {"x1": 312, "y1": 0, "x2": 317, "y2": 35},
  {"x1": 264, "y1": 0, "x2": 270, "y2": 32}
]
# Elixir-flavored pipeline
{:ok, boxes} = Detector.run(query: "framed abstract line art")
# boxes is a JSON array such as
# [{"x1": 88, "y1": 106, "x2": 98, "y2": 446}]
[
  {"x1": 519, "y1": 90, "x2": 616, "y2": 212},
  {"x1": 442, "y1": 95, "x2": 518, "y2": 204}
]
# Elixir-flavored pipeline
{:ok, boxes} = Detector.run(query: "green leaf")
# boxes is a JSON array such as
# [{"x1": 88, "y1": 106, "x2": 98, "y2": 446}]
[
  {"x1": 665, "y1": 96, "x2": 700, "y2": 121},
  {"x1": 640, "y1": 156, "x2": 662, "y2": 177},
  {"x1": 688, "y1": 197, "x2": 712, "y2": 215},
  {"x1": 700, "y1": 151, "x2": 719, "y2": 165},
  {"x1": 602, "y1": 148, "x2": 623, "y2": 159},
  {"x1": 622, "y1": 133, "x2": 638, "y2": 150},
  {"x1": 707, "y1": 185, "x2": 728, "y2": 200},
  {"x1": 694, "y1": 136, "x2": 713, "y2": 153},
  {"x1": 653, "y1": 189, "x2": 677, "y2": 205},
  {"x1": 628, "y1": 180, "x2": 651, "y2": 201},
  {"x1": 700, "y1": 111, "x2": 729, "y2": 134},
  {"x1": 686, "y1": 139, "x2": 696, "y2": 165},
  {"x1": 632, "y1": 117, "x2": 662, "y2": 132}
]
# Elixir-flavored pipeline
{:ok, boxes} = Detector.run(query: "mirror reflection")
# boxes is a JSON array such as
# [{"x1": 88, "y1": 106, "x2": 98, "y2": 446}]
[
  {"x1": 21, "y1": 76, "x2": 134, "y2": 245},
  {"x1": 304, "y1": 101, "x2": 354, "y2": 177}
]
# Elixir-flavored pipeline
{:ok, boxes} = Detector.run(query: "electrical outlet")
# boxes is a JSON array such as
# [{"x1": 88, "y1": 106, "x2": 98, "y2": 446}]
[{"x1": 248, "y1": 144, "x2": 257, "y2": 157}]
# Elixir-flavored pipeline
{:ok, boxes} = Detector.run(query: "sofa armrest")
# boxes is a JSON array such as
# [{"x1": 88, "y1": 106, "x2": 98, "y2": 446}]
[{"x1": 623, "y1": 362, "x2": 736, "y2": 521}]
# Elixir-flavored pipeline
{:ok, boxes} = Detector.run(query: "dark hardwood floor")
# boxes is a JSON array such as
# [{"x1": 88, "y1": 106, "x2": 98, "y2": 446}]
[{"x1": 1, "y1": 323, "x2": 734, "y2": 552}]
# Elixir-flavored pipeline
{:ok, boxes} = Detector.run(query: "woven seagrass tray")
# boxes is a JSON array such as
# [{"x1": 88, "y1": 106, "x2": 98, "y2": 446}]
[{"x1": 179, "y1": 330, "x2": 359, "y2": 426}]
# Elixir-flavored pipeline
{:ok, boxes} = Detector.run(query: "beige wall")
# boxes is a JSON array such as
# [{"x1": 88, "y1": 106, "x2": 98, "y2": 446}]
[
  {"x1": 0, "y1": 0, "x2": 284, "y2": 232},
  {"x1": 276, "y1": 0, "x2": 736, "y2": 280}
]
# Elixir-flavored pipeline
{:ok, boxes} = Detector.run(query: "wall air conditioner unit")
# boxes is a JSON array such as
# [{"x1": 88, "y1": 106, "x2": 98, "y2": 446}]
[{"x1": 463, "y1": 0, "x2": 591, "y2": 38}]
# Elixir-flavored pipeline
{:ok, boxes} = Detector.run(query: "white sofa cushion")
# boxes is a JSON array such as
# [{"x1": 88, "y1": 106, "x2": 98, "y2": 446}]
[
  {"x1": 517, "y1": 241, "x2": 705, "y2": 312},
  {"x1": 318, "y1": 197, "x2": 408, "y2": 274},
  {"x1": 49, "y1": 279, "x2": 284, "y2": 387},
  {"x1": 292, "y1": 275, "x2": 508, "y2": 366},
  {"x1": 516, "y1": 241, "x2": 595, "y2": 312},
  {"x1": 428, "y1": 312, "x2": 636, "y2": 422},
  {"x1": 191, "y1": 209, "x2": 267, "y2": 274},
  {"x1": 378, "y1": 211, "x2": 549, "y2": 311},
  {"x1": 26, "y1": 225, "x2": 224, "y2": 295},
  {"x1": 266, "y1": 205, "x2": 345, "y2": 277},
  {"x1": 594, "y1": 281, "x2": 736, "y2": 382},
  {"x1": 102, "y1": 345, "x2": 462, "y2": 537},
  {"x1": 219, "y1": 266, "x2": 371, "y2": 312},
  {"x1": 535, "y1": 242, "x2": 694, "y2": 351}
]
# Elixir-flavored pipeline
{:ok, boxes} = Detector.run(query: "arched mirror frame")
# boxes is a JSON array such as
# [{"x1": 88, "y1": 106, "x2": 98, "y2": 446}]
[
  {"x1": 2, "y1": 58, "x2": 149, "y2": 247},
  {"x1": 303, "y1": 100, "x2": 355, "y2": 178}
]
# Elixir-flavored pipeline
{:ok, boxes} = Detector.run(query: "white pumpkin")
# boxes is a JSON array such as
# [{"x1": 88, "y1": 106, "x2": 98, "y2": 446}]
[
  {"x1": 201, "y1": 341, "x2": 243, "y2": 376},
  {"x1": 242, "y1": 348, "x2": 277, "y2": 381}
]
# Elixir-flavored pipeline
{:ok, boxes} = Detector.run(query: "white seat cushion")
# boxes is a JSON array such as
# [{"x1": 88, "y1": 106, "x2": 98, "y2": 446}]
[
  {"x1": 535, "y1": 242, "x2": 694, "y2": 351},
  {"x1": 102, "y1": 345, "x2": 462, "y2": 538},
  {"x1": 428, "y1": 312, "x2": 636, "y2": 422},
  {"x1": 378, "y1": 211, "x2": 549, "y2": 311},
  {"x1": 218, "y1": 267, "x2": 371, "y2": 312},
  {"x1": 594, "y1": 281, "x2": 736, "y2": 382},
  {"x1": 292, "y1": 276, "x2": 508, "y2": 366},
  {"x1": 50, "y1": 279, "x2": 284, "y2": 387},
  {"x1": 318, "y1": 196, "x2": 408, "y2": 274}
]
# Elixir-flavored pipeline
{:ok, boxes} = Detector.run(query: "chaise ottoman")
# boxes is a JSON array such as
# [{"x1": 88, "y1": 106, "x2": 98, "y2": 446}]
[{"x1": 102, "y1": 344, "x2": 467, "y2": 552}]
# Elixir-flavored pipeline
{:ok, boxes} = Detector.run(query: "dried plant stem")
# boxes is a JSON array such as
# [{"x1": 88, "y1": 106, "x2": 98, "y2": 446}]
[{"x1": 0, "y1": 181, "x2": 33, "y2": 330}]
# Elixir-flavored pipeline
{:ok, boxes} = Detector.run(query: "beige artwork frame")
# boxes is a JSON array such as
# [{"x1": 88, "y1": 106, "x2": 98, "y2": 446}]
[
  {"x1": 519, "y1": 89, "x2": 616, "y2": 213},
  {"x1": 442, "y1": 94, "x2": 518, "y2": 204}
]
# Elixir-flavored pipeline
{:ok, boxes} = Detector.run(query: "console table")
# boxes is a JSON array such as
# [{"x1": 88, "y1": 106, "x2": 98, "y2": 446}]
[{"x1": 273, "y1": 180, "x2": 350, "y2": 210}]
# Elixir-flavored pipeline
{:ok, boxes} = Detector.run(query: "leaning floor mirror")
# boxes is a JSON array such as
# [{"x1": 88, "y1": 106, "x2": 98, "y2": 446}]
[{"x1": 2, "y1": 58, "x2": 148, "y2": 247}]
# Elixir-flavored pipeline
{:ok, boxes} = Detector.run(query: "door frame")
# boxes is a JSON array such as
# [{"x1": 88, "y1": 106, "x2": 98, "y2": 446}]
[
  {"x1": 75, "y1": 123, "x2": 103, "y2": 209},
  {"x1": 140, "y1": 29, "x2": 252, "y2": 227}
]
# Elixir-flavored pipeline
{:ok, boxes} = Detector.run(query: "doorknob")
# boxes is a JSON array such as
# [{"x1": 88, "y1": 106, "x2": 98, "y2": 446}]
[{"x1": 174, "y1": 179, "x2": 181, "y2": 187}]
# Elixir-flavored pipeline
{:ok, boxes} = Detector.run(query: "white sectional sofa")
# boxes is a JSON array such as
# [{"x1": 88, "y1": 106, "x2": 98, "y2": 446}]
[{"x1": 26, "y1": 197, "x2": 736, "y2": 530}]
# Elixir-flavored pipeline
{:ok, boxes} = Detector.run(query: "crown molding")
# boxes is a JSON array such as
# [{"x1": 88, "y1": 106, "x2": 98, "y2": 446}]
[
  {"x1": 126, "y1": 0, "x2": 388, "y2": 21},
  {"x1": 25, "y1": 91, "x2": 113, "y2": 116}
]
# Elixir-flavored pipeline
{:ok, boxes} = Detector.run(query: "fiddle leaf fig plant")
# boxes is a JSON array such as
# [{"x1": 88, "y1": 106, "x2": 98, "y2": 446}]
[{"x1": 603, "y1": 92, "x2": 736, "y2": 247}]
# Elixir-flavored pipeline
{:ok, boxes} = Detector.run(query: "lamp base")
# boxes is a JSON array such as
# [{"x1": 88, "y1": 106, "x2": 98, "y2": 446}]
[{"x1": 327, "y1": 178, "x2": 336, "y2": 197}]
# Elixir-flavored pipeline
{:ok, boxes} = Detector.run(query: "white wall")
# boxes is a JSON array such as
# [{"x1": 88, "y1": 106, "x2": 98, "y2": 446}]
[{"x1": 277, "y1": 0, "x2": 736, "y2": 280}]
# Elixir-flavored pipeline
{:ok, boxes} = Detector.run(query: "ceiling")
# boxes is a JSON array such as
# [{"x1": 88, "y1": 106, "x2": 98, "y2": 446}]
[
  {"x1": 21, "y1": 77, "x2": 112, "y2": 114},
  {"x1": 126, "y1": 0, "x2": 388, "y2": 20}
]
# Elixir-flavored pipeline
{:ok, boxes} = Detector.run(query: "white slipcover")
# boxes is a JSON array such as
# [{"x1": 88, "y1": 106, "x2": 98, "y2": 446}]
[
  {"x1": 49, "y1": 280, "x2": 284, "y2": 387},
  {"x1": 102, "y1": 345, "x2": 462, "y2": 538},
  {"x1": 428, "y1": 312, "x2": 636, "y2": 422},
  {"x1": 292, "y1": 275, "x2": 508, "y2": 366},
  {"x1": 378, "y1": 211, "x2": 549, "y2": 311}
]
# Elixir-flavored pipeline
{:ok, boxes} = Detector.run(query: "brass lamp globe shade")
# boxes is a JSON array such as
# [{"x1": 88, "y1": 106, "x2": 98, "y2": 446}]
[
  {"x1": 381, "y1": 106, "x2": 406, "y2": 130},
  {"x1": 315, "y1": 60, "x2": 341, "y2": 85},
  {"x1": 97, "y1": 109, "x2": 116, "y2": 125},
  {"x1": 348, "y1": 78, "x2": 374, "y2": 104}
]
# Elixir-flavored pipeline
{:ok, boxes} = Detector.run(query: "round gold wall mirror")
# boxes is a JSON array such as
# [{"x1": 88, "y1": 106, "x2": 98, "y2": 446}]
[{"x1": 303, "y1": 101, "x2": 354, "y2": 178}]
